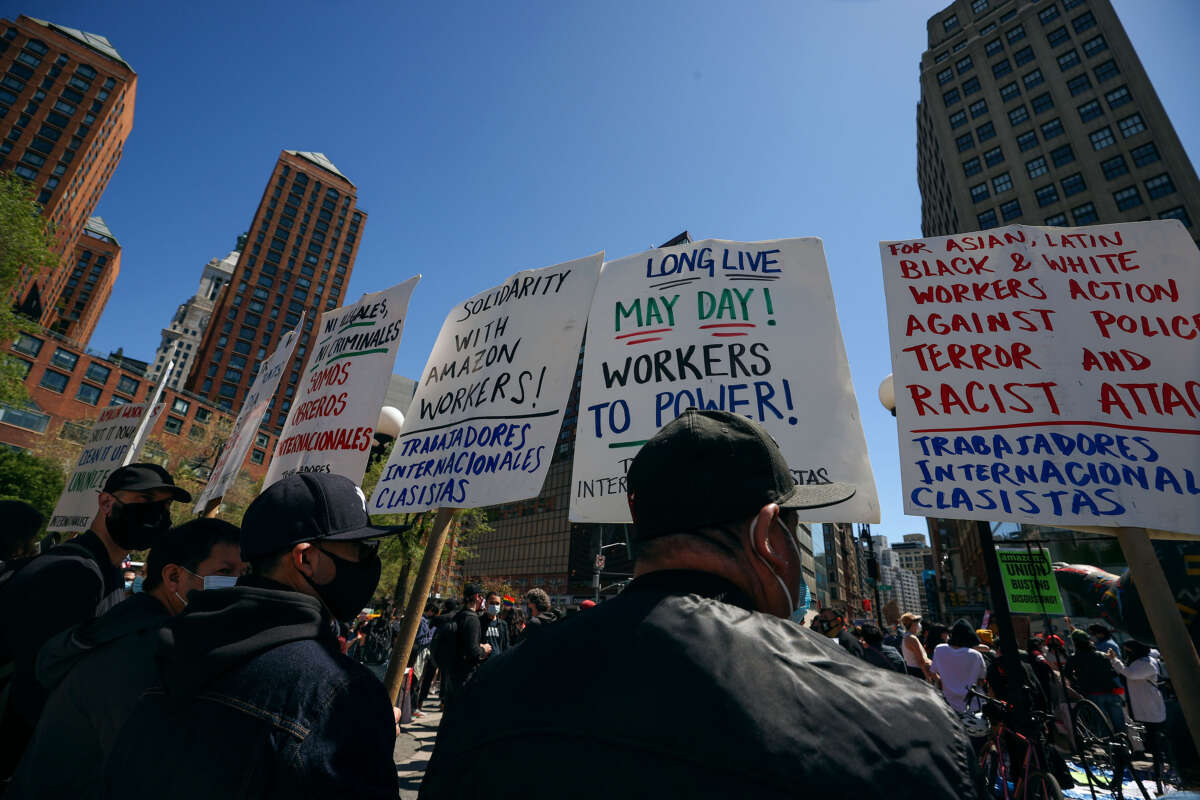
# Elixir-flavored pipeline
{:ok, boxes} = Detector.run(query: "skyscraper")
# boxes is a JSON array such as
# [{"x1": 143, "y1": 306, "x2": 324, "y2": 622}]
[
  {"x1": 1, "y1": 15, "x2": 136, "y2": 338},
  {"x1": 917, "y1": 0, "x2": 1198, "y2": 242},
  {"x1": 148, "y1": 246, "x2": 238, "y2": 391},
  {"x1": 186, "y1": 150, "x2": 365, "y2": 421},
  {"x1": 51, "y1": 215, "x2": 119, "y2": 344}
]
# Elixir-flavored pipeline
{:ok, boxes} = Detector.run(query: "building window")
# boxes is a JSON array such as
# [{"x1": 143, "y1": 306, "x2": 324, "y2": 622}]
[
  {"x1": 116, "y1": 375, "x2": 139, "y2": 395},
  {"x1": 1047, "y1": 26, "x2": 1070, "y2": 48},
  {"x1": 1082, "y1": 35, "x2": 1108, "y2": 58},
  {"x1": 944, "y1": 14, "x2": 960, "y2": 32},
  {"x1": 962, "y1": 77, "x2": 981, "y2": 96},
  {"x1": 999, "y1": 82, "x2": 1021, "y2": 103},
  {"x1": 1013, "y1": 46, "x2": 1035, "y2": 66},
  {"x1": 1008, "y1": 105, "x2": 1030, "y2": 126},
  {"x1": 75, "y1": 383, "x2": 102, "y2": 405},
  {"x1": 986, "y1": 38, "x2": 1004, "y2": 57},
  {"x1": 1022, "y1": 68, "x2": 1045, "y2": 89},
  {"x1": 0, "y1": 403, "x2": 50, "y2": 433},
  {"x1": 963, "y1": 157, "x2": 983, "y2": 177},
  {"x1": 972, "y1": 0, "x2": 989, "y2": 12},
  {"x1": 1072, "y1": 202, "x2": 1098, "y2": 224},
  {"x1": 1039, "y1": 5, "x2": 1061, "y2": 25},
  {"x1": 992, "y1": 172, "x2": 1013, "y2": 193},
  {"x1": 250, "y1": 448, "x2": 266, "y2": 465},
  {"x1": 1061, "y1": 172, "x2": 1086, "y2": 196},
  {"x1": 1036, "y1": 184, "x2": 1060, "y2": 207},
  {"x1": 1026, "y1": 156, "x2": 1049, "y2": 178},
  {"x1": 1005, "y1": 25, "x2": 1026, "y2": 45},
  {"x1": 13, "y1": 333, "x2": 42, "y2": 357},
  {"x1": 171, "y1": 397, "x2": 190, "y2": 415},
  {"x1": 1017, "y1": 130, "x2": 1039, "y2": 151},
  {"x1": 1089, "y1": 126, "x2": 1115, "y2": 150},
  {"x1": 1077, "y1": 99, "x2": 1102, "y2": 122},
  {"x1": 1029, "y1": 93, "x2": 1053, "y2": 115},
  {"x1": 956, "y1": 55, "x2": 974, "y2": 74},
  {"x1": 937, "y1": 67, "x2": 953, "y2": 85},
  {"x1": 971, "y1": 182, "x2": 990, "y2": 203},
  {"x1": 1057, "y1": 50, "x2": 1081, "y2": 71},
  {"x1": 968, "y1": 99, "x2": 988, "y2": 118},
  {"x1": 164, "y1": 416, "x2": 184, "y2": 436},
  {"x1": 956, "y1": 132, "x2": 974, "y2": 152},
  {"x1": 1000, "y1": 199, "x2": 1022, "y2": 221},
  {"x1": 201, "y1": 378, "x2": 213, "y2": 393},
  {"x1": 1094, "y1": 59, "x2": 1119, "y2": 83},
  {"x1": 1071, "y1": 10, "x2": 1096, "y2": 33},
  {"x1": 1113, "y1": 186, "x2": 1143, "y2": 211},
  {"x1": 943, "y1": 88, "x2": 961, "y2": 107},
  {"x1": 992, "y1": 59, "x2": 1013, "y2": 78},
  {"x1": 1100, "y1": 154, "x2": 1129, "y2": 180},
  {"x1": 1044, "y1": 212, "x2": 1068, "y2": 226},
  {"x1": 1066, "y1": 74, "x2": 1092, "y2": 96},
  {"x1": 50, "y1": 348, "x2": 78, "y2": 371},
  {"x1": 977, "y1": 121, "x2": 996, "y2": 142},
  {"x1": 1144, "y1": 173, "x2": 1175, "y2": 200},
  {"x1": 984, "y1": 146, "x2": 1004, "y2": 166},
  {"x1": 935, "y1": 50, "x2": 950, "y2": 64},
  {"x1": 1118, "y1": 113, "x2": 1146, "y2": 138},
  {"x1": 1105, "y1": 85, "x2": 1131, "y2": 109},
  {"x1": 1159, "y1": 207, "x2": 1191, "y2": 227},
  {"x1": 39, "y1": 369, "x2": 69, "y2": 393},
  {"x1": 1050, "y1": 144, "x2": 1075, "y2": 166},
  {"x1": 949, "y1": 110, "x2": 967, "y2": 128},
  {"x1": 1130, "y1": 142, "x2": 1160, "y2": 167},
  {"x1": 84, "y1": 363, "x2": 111, "y2": 384}
]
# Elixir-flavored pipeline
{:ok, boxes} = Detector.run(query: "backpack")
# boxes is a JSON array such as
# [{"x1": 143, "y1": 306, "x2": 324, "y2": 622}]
[
  {"x1": 0, "y1": 541, "x2": 102, "y2": 666},
  {"x1": 429, "y1": 619, "x2": 458, "y2": 670},
  {"x1": 361, "y1": 620, "x2": 393, "y2": 665}
]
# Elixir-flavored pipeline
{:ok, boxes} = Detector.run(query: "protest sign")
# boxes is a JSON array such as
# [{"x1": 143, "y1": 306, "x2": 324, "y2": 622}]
[
  {"x1": 880, "y1": 220, "x2": 1200, "y2": 533},
  {"x1": 369, "y1": 254, "x2": 602, "y2": 513},
  {"x1": 47, "y1": 402, "x2": 164, "y2": 532},
  {"x1": 264, "y1": 277, "x2": 420, "y2": 489},
  {"x1": 194, "y1": 320, "x2": 302, "y2": 512},
  {"x1": 570, "y1": 238, "x2": 879, "y2": 523},
  {"x1": 996, "y1": 548, "x2": 1065, "y2": 615}
]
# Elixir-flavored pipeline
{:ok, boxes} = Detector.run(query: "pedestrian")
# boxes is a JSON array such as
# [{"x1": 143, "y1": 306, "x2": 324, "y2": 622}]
[
  {"x1": 441, "y1": 583, "x2": 492, "y2": 710},
  {"x1": 0, "y1": 499, "x2": 42, "y2": 562},
  {"x1": 1088, "y1": 623, "x2": 1121, "y2": 659},
  {"x1": 860, "y1": 623, "x2": 906, "y2": 674},
  {"x1": 900, "y1": 612, "x2": 933, "y2": 680},
  {"x1": 409, "y1": 604, "x2": 436, "y2": 716},
  {"x1": 1066, "y1": 629, "x2": 1125, "y2": 731},
  {"x1": 929, "y1": 620, "x2": 985, "y2": 712},
  {"x1": 521, "y1": 587, "x2": 562, "y2": 639},
  {"x1": 425, "y1": 598, "x2": 460, "y2": 709},
  {"x1": 100, "y1": 473, "x2": 403, "y2": 799},
  {"x1": 419, "y1": 408, "x2": 975, "y2": 799},
  {"x1": 1110, "y1": 640, "x2": 1170, "y2": 763},
  {"x1": 7, "y1": 519, "x2": 242, "y2": 799},
  {"x1": 480, "y1": 591, "x2": 509, "y2": 656},
  {"x1": 814, "y1": 607, "x2": 863, "y2": 658},
  {"x1": 0, "y1": 464, "x2": 188, "y2": 781}
]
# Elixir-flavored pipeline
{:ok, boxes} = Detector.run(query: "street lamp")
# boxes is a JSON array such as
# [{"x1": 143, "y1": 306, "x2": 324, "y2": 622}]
[
  {"x1": 878, "y1": 374, "x2": 895, "y2": 416},
  {"x1": 370, "y1": 405, "x2": 405, "y2": 463}
]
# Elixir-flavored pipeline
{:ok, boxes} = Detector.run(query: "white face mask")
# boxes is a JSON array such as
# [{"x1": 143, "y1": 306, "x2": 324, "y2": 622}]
[
  {"x1": 752, "y1": 517, "x2": 803, "y2": 617},
  {"x1": 486, "y1": 603, "x2": 501, "y2": 616}
]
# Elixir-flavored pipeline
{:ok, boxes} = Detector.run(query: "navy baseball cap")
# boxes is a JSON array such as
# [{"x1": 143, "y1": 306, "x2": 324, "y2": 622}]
[{"x1": 241, "y1": 473, "x2": 406, "y2": 560}]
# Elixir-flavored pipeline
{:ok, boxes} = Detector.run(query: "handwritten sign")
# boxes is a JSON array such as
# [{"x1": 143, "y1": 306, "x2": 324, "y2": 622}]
[
  {"x1": 369, "y1": 254, "x2": 602, "y2": 513},
  {"x1": 880, "y1": 221, "x2": 1200, "y2": 533},
  {"x1": 47, "y1": 402, "x2": 164, "y2": 532},
  {"x1": 996, "y1": 548, "x2": 1065, "y2": 615},
  {"x1": 264, "y1": 277, "x2": 420, "y2": 489},
  {"x1": 570, "y1": 238, "x2": 879, "y2": 523},
  {"x1": 193, "y1": 320, "x2": 303, "y2": 511}
]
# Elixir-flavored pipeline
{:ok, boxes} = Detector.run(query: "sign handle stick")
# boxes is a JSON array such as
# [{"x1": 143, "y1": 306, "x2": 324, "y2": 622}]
[
  {"x1": 383, "y1": 506, "x2": 457, "y2": 705},
  {"x1": 201, "y1": 497, "x2": 221, "y2": 518},
  {"x1": 1114, "y1": 526, "x2": 1200, "y2": 760},
  {"x1": 123, "y1": 358, "x2": 174, "y2": 467},
  {"x1": 977, "y1": 520, "x2": 1030, "y2": 724}
]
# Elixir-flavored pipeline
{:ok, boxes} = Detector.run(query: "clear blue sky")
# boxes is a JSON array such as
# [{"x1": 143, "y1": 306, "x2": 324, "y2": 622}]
[{"x1": 30, "y1": 0, "x2": 1200, "y2": 542}]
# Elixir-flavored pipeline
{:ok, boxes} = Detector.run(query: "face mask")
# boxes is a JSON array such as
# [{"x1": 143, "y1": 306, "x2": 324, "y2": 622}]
[
  {"x1": 486, "y1": 603, "x2": 501, "y2": 616},
  {"x1": 124, "y1": 580, "x2": 133, "y2": 591},
  {"x1": 131, "y1": 576, "x2": 144, "y2": 593},
  {"x1": 305, "y1": 546, "x2": 382, "y2": 621},
  {"x1": 106, "y1": 499, "x2": 171, "y2": 551},
  {"x1": 203, "y1": 575, "x2": 239, "y2": 590},
  {"x1": 751, "y1": 517, "x2": 803, "y2": 617}
]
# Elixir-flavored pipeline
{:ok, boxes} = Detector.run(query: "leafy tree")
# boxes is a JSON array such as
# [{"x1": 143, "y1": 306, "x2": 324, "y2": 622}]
[{"x1": 0, "y1": 447, "x2": 65, "y2": 531}]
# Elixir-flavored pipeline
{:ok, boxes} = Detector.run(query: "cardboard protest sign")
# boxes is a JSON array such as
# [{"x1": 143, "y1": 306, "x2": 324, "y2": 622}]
[
  {"x1": 194, "y1": 321, "x2": 302, "y2": 512},
  {"x1": 47, "y1": 402, "x2": 164, "y2": 532},
  {"x1": 996, "y1": 548, "x2": 1065, "y2": 615},
  {"x1": 880, "y1": 221, "x2": 1200, "y2": 533},
  {"x1": 570, "y1": 238, "x2": 879, "y2": 523},
  {"x1": 264, "y1": 277, "x2": 420, "y2": 489},
  {"x1": 369, "y1": 254, "x2": 602, "y2": 513}
]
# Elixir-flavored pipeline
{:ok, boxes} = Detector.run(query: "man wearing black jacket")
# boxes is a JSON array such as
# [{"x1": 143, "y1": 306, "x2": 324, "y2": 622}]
[
  {"x1": 101, "y1": 473, "x2": 403, "y2": 799},
  {"x1": 421, "y1": 409, "x2": 975, "y2": 799},
  {"x1": 443, "y1": 583, "x2": 491, "y2": 710}
]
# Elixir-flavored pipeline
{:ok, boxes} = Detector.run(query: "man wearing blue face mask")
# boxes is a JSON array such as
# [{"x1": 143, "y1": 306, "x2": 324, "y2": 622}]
[
  {"x1": 421, "y1": 409, "x2": 975, "y2": 800},
  {"x1": 6, "y1": 519, "x2": 242, "y2": 799}
]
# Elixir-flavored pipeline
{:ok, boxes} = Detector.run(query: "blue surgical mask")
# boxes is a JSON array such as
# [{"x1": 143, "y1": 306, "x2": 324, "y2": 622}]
[
  {"x1": 131, "y1": 576, "x2": 144, "y2": 594},
  {"x1": 203, "y1": 575, "x2": 239, "y2": 590}
]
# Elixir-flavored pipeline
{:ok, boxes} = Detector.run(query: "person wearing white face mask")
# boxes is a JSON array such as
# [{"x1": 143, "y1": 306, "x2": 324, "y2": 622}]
[
  {"x1": 7, "y1": 519, "x2": 243, "y2": 799},
  {"x1": 900, "y1": 612, "x2": 934, "y2": 681},
  {"x1": 421, "y1": 409, "x2": 976, "y2": 800},
  {"x1": 480, "y1": 592, "x2": 510, "y2": 657}
]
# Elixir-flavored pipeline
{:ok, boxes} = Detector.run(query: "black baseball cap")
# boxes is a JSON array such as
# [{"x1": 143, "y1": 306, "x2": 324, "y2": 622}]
[
  {"x1": 626, "y1": 408, "x2": 855, "y2": 544},
  {"x1": 103, "y1": 463, "x2": 191, "y2": 503},
  {"x1": 241, "y1": 473, "x2": 406, "y2": 560},
  {"x1": 463, "y1": 582, "x2": 484, "y2": 599}
]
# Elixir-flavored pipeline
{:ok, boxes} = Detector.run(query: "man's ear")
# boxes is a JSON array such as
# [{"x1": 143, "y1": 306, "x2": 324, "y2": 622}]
[
  {"x1": 291, "y1": 542, "x2": 316, "y2": 578},
  {"x1": 97, "y1": 491, "x2": 115, "y2": 516},
  {"x1": 161, "y1": 563, "x2": 184, "y2": 592},
  {"x1": 748, "y1": 503, "x2": 786, "y2": 573}
]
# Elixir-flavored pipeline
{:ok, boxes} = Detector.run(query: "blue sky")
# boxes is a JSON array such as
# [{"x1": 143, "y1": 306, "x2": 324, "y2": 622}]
[{"x1": 29, "y1": 0, "x2": 1200, "y2": 541}]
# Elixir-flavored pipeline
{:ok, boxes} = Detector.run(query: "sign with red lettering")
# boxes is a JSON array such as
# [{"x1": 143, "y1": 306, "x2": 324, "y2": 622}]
[
  {"x1": 881, "y1": 221, "x2": 1199, "y2": 533},
  {"x1": 570, "y1": 237, "x2": 879, "y2": 524},
  {"x1": 264, "y1": 276, "x2": 420, "y2": 490}
]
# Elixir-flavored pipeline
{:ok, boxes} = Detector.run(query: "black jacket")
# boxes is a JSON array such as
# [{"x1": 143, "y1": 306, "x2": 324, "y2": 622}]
[
  {"x1": 519, "y1": 607, "x2": 562, "y2": 641},
  {"x1": 420, "y1": 570, "x2": 975, "y2": 799},
  {"x1": 864, "y1": 643, "x2": 908, "y2": 674},
  {"x1": 8, "y1": 592, "x2": 168, "y2": 799},
  {"x1": 101, "y1": 576, "x2": 398, "y2": 799}
]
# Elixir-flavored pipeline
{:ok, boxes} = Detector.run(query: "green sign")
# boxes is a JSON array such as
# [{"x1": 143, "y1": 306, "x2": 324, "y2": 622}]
[{"x1": 995, "y1": 548, "x2": 1065, "y2": 615}]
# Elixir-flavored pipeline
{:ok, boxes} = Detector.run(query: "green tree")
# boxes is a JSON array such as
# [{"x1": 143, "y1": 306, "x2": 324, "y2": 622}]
[
  {"x1": 0, "y1": 447, "x2": 66, "y2": 530},
  {"x1": 0, "y1": 171, "x2": 57, "y2": 406}
]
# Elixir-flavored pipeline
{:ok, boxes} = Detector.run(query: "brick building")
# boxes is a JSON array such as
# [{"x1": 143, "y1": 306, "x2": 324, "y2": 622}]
[{"x1": 50, "y1": 215, "x2": 119, "y2": 343}]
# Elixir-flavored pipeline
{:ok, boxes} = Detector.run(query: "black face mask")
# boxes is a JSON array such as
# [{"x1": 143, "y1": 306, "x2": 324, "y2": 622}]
[
  {"x1": 106, "y1": 499, "x2": 171, "y2": 551},
  {"x1": 305, "y1": 546, "x2": 382, "y2": 622}
]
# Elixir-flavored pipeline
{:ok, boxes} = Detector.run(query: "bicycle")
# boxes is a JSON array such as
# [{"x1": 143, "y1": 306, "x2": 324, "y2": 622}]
[
  {"x1": 967, "y1": 688, "x2": 1063, "y2": 800},
  {"x1": 1068, "y1": 697, "x2": 1177, "y2": 799}
]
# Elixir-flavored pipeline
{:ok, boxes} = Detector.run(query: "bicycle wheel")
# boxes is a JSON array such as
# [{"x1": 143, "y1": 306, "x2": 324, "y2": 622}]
[
  {"x1": 1072, "y1": 699, "x2": 1117, "y2": 789},
  {"x1": 977, "y1": 742, "x2": 1001, "y2": 799},
  {"x1": 1025, "y1": 770, "x2": 1064, "y2": 800}
]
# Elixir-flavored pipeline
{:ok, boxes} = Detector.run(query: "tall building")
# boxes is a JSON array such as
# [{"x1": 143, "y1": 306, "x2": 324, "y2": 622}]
[
  {"x1": 892, "y1": 532, "x2": 934, "y2": 575},
  {"x1": 917, "y1": 0, "x2": 1198, "y2": 244},
  {"x1": 50, "y1": 215, "x2": 119, "y2": 343},
  {"x1": 1, "y1": 16, "x2": 136, "y2": 337},
  {"x1": 821, "y1": 522, "x2": 865, "y2": 615},
  {"x1": 149, "y1": 247, "x2": 237, "y2": 391},
  {"x1": 186, "y1": 150, "x2": 365, "y2": 419}
]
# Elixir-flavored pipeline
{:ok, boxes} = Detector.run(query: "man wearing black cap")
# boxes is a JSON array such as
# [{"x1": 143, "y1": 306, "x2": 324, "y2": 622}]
[
  {"x1": 0, "y1": 463, "x2": 187, "y2": 781},
  {"x1": 421, "y1": 409, "x2": 975, "y2": 799},
  {"x1": 442, "y1": 582, "x2": 492, "y2": 710},
  {"x1": 101, "y1": 473, "x2": 401, "y2": 799}
]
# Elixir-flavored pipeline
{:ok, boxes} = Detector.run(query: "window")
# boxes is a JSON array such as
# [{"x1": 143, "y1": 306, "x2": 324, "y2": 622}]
[
  {"x1": 1057, "y1": 50, "x2": 1081, "y2": 71},
  {"x1": 0, "y1": 403, "x2": 49, "y2": 433},
  {"x1": 1105, "y1": 85, "x2": 1131, "y2": 109},
  {"x1": 1072, "y1": 202, "x2": 1098, "y2": 224},
  {"x1": 1159, "y1": 207, "x2": 1191, "y2": 227},
  {"x1": 1082, "y1": 35, "x2": 1108, "y2": 58},
  {"x1": 1066, "y1": 73, "x2": 1092, "y2": 96},
  {"x1": 962, "y1": 77, "x2": 981, "y2": 95},
  {"x1": 992, "y1": 59, "x2": 1013, "y2": 78},
  {"x1": 50, "y1": 348, "x2": 77, "y2": 370},
  {"x1": 984, "y1": 146, "x2": 1004, "y2": 166},
  {"x1": 1089, "y1": 126, "x2": 1115, "y2": 150},
  {"x1": 992, "y1": 172, "x2": 1013, "y2": 193},
  {"x1": 1047, "y1": 26, "x2": 1070, "y2": 48},
  {"x1": 944, "y1": 14, "x2": 960, "y2": 32},
  {"x1": 1000, "y1": 81, "x2": 1021, "y2": 102},
  {"x1": 1100, "y1": 155, "x2": 1129, "y2": 180},
  {"x1": 1072, "y1": 11, "x2": 1096, "y2": 33},
  {"x1": 1131, "y1": 142, "x2": 1160, "y2": 167},
  {"x1": 250, "y1": 449, "x2": 266, "y2": 465},
  {"x1": 1061, "y1": 172, "x2": 1086, "y2": 196},
  {"x1": 1017, "y1": 130, "x2": 1039, "y2": 151},
  {"x1": 1094, "y1": 59, "x2": 1119, "y2": 83},
  {"x1": 39, "y1": 369, "x2": 69, "y2": 392},
  {"x1": 1005, "y1": 25, "x2": 1026, "y2": 45},
  {"x1": 1039, "y1": 5, "x2": 1061, "y2": 25},
  {"x1": 937, "y1": 67, "x2": 953, "y2": 85},
  {"x1": 935, "y1": 51, "x2": 949, "y2": 63},
  {"x1": 1044, "y1": 212, "x2": 1068, "y2": 226},
  {"x1": 956, "y1": 132, "x2": 974, "y2": 152},
  {"x1": 1031, "y1": 93, "x2": 1054, "y2": 114},
  {"x1": 75, "y1": 383, "x2": 101, "y2": 405},
  {"x1": 950, "y1": 109, "x2": 968, "y2": 128},
  {"x1": 1023, "y1": 69, "x2": 1045, "y2": 89},
  {"x1": 1008, "y1": 106, "x2": 1030, "y2": 126},
  {"x1": 986, "y1": 38, "x2": 1004, "y2": 57},
  {"x1": 83, "y1": 363, "x2": 111, "y2": 384},
  {"x1": 943, "y1": 88, "x2": 961, "y2": 107},
  {"x1": 971, "y1": 182, "x2": 991, "y2": 203},
  {"x1": 1026, "y1": 156, "x2": 1049, "y2": 178},
  {"x1": 1077, "y1": 99, "x2": 1102, "y2": 122},
  {"x1": 171, "y1": 397, "x2": 190, "y2": 415},
  {"x1": 1000, "y1": 199, "x2": 1022, "y2": 221},
  {"x1": 977, "y1": 121, "x2": 996, "y2": 142},
  {"x1": 972, "y1": 0, "x2": 989, "y2": 12},
  {"x1": 963, "y1": 157, "x2": 983, "y2": 177},
  {"x1": 116, "y1": 375, "x2": 139, "y2": 395},
  {"x1": 1118, "y1": 113, "x2": 1145, "y2": 138},
  {"x1": 1051, "y1": 144, "x2": 1075, "y2": 167},
  {"x1": 1113, "y1": 185, "x2": 1142, "y2": 210},
  {"x1": 1144, "y1": 173, "x2": 1175, "y2": 199},
  {"x1": 1014, "y1": 46, "x2": 1035, "y2": 66},
  {"x1": 164, "y1": 416, "x2": 184, "y2": 436},
  {"x1": 956, "y1": 55, "x2": 974, "y2": 74},
  {"x1": 1036, "y1": 184, "x2": 1060, "y2": 207},
  {"x1": 977, "y1": 209, "x2": 999, "y2": 229}
]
